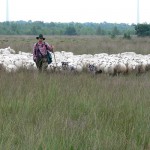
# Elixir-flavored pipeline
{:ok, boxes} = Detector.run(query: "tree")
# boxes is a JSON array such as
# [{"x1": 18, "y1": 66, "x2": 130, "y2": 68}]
[
  {"x1": 134, "y1": 23, "x2": 150, "y2": 36},
  {"x1": 112, "y1": 26, "x2": 120, "y2": 35},
  {"x1": 10, "y1": 23, "x2": 19, "y2": 34},
  {"x1": 110, "y1": 26, "x2": 120, "y2": 38},
  {"x1": 31, "y1": 26, "x2": 38, "y2": 35},
  {"x1": 123, "y1": 32, "x2": 131, "y2": 39},
  {"x1": 65, "y1": 25, "x2": 77, "y2": 35},
  {"x1": 96, "y1": 25, "x2": 105, "y2": 35}
]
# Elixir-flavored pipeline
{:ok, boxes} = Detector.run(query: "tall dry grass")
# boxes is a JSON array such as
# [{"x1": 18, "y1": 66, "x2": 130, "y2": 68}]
[
  {"x1": 1, "y1": 35, "x2": 150, "y2": 54},
  {"x1": 0, "y1": 36, "x2": 150, "y2": 149}
]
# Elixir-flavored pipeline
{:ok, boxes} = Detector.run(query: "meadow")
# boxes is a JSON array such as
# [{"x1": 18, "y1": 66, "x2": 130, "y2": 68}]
[{"x1": 0, "y1": 35, "x2": 150, "y2": 150}]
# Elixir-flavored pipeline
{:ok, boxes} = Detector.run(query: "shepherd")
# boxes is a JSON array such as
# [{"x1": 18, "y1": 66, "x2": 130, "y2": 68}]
[{"x1": 33, "y1": 34, "x2": 54, "y2": 72}]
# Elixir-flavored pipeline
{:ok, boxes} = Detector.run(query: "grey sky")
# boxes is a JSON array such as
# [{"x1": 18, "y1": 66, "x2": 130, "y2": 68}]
[{"x1": 0, "y1": 0, "x2": 149, "y2": 24}]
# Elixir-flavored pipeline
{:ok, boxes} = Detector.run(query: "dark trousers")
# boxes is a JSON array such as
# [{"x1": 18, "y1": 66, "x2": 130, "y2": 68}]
[{"x1": 36, "y1": 57, "x2": 48, "y2": 72}]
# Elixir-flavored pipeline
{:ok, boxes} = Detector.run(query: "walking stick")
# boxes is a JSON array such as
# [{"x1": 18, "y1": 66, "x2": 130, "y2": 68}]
[{"x1": 52, "y1": 48, "x2": 57, "y2": 68}]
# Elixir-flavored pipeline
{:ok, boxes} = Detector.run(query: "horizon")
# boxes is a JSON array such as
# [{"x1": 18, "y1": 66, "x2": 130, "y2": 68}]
[{"x1": 0, "y1": 20, "x2": 136, "y2": 25}]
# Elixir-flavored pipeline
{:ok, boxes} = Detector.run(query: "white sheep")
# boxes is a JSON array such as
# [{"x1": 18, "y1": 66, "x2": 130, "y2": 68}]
[
  {"x1": 1, "y1": 46, "x2": 150, "y2": 76},
  {"x1": 5, "y1": 64, "x2": 18, "y2": 72},
  {"x1": 114, "y1": 61, "x2": 127, "y2": 75}
]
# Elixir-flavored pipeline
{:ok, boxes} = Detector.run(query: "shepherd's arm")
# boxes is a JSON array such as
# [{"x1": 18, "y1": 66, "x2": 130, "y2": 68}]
[{"x1": 45, "y1": 42, "x2": 54, "y2": 53}]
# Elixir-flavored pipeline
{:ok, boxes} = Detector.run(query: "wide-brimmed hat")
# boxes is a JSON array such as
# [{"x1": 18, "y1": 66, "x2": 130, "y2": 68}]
[{"x1": 36, "y1": 34, "x2": 45, "y2": 40}]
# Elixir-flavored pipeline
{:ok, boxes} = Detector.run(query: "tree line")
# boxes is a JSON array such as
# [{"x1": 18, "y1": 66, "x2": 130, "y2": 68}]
[
  {"x1": 1, "y1": 21, "x2": 150, "y2": 37},
  {"x1": 0, "y1": 21, "x2": 135, "y2": 36}
]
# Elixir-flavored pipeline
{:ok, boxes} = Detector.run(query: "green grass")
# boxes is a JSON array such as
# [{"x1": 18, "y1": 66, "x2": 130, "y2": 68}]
[
  {"x1": 0, "y1": 35, "x2": 150, "y2": 149},
  {"x1": 0, "y1": 71, "x2": 150, "y2": 150}
]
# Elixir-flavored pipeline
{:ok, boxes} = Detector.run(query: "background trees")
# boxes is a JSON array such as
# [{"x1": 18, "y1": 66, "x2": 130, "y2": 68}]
[
  {"x1": 64, "y1": 25, "x2": 77, "y2": 35},
  {"x1": 134, "y1": 23, "x2": 150, "y2": 36},
  {"x1": 0, "y1": 21, "x2": 136, "y2": 36}
]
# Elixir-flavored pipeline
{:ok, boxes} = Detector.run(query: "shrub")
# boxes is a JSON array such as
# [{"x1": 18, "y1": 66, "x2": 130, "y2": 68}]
[{"x1": 123, "y1": 32, "x2": 131, "y2": 39}]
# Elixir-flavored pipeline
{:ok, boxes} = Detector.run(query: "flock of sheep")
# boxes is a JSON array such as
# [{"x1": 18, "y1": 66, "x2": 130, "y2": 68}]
[{"x1": 0, "y1": 47, "x2": 150, "y2": 76}]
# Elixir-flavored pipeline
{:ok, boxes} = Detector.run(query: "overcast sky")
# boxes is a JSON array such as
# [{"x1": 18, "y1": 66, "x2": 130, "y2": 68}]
[{"x1": 0, "y1": 0, "x2": 150, "y2": 24}]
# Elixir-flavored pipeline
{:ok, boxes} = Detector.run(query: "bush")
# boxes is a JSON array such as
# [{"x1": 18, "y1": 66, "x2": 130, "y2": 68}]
[
  {"x1": 134, "y1": 23, "x2": 150, "y2": 36},
  {"x1": 123, "y1": 32, "x2": 131, "y2": 39}
]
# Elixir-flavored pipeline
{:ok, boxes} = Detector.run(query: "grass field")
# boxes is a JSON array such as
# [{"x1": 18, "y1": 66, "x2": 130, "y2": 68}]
[
  {"x1": 0, "y1": 36, "x2": 150, "y2": 150},
  {"x1": 1, "y1": 35, "x2": 150, "y2": 54}
]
